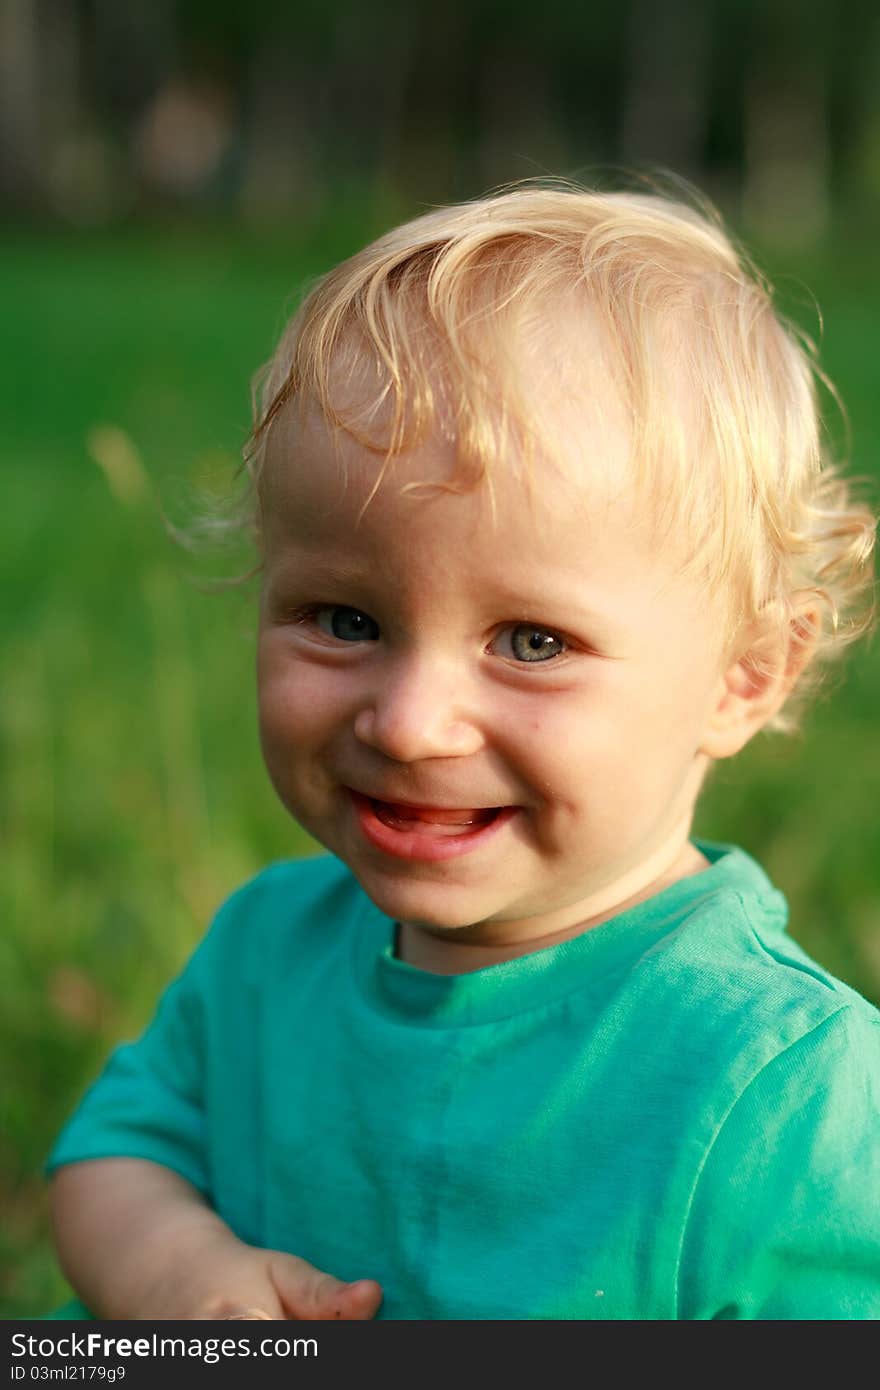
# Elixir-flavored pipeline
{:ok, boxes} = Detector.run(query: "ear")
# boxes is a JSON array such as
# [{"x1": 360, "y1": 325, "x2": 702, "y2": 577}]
[{"x1": 700, "y1": 603, "x2": 822, "y2": 760}]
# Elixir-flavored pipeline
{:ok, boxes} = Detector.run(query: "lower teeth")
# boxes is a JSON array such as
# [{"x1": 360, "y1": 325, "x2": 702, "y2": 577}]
[{"x1": 373, "y1": 803, "x2": 496, "y2": 833}]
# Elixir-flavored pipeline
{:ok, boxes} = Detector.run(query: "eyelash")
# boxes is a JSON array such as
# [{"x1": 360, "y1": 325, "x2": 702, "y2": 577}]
[{"x1": 286, "y1": 604, "x2": 573, "y2": 665}]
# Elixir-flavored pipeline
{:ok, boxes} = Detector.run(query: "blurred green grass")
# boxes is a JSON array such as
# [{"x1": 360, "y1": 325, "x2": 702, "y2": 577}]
[{"x1": 1, "y1": 219, "x2": 878, "y2": 1317}]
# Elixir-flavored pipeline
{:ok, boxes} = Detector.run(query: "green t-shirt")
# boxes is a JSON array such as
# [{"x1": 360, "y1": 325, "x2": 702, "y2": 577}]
[{"x1": 47, "y1": 841, "x2": 880, "y2": 1319}]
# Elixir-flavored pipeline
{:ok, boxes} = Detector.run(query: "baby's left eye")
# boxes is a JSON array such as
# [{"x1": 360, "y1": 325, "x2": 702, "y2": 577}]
[{"x1": 495, "y1": 625, "x2": 567, "y2": 663}]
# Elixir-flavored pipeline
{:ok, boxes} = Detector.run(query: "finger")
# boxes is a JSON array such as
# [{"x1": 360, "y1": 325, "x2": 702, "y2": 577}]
[
  {"x1": 225, "y1": 1308, "x2": 273, "y2": 1320},
  {"x1": 322, "y1": 1278, "x2": 383, "y2": 1320},
  {"x1": 269, "y1": 1254, "x2": 383, "y2": 1320}
]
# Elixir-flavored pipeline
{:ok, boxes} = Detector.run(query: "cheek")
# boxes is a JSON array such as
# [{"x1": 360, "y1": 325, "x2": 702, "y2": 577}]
[
  {"x1": 257, "y1": 643, "x2": 343, "y2": 755},
  {"x1": 497, "y1": 693, "x2": 615, "y2": 805},
  {"x1": 509, "y1": 678, "x2": 698, "y2": 808}
]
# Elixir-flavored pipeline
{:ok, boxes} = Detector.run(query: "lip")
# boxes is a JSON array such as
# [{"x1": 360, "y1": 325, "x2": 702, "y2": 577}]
[{"x1": 347, "y1": 789, "x2": 518, "y2": 862}]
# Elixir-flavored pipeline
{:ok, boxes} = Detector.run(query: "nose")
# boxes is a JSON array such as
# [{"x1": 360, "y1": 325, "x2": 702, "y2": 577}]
[{"x1": 353, "y1": 653, "x2": 485, "y2": 762}]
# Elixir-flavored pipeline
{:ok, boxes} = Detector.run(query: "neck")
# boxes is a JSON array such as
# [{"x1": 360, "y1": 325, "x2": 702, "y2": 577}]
[{"x1": 396, "y1": 833, "x2": 710, "y2": 976}]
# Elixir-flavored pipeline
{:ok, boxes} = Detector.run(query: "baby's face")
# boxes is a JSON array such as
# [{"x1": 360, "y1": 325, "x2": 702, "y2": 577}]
[{"x1": 257, "y1": 400, "x2": 729, "y2": 949}]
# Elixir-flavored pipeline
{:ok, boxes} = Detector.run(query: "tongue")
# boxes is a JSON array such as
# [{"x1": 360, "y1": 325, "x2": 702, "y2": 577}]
[{"x1": 372, "y1": 800, "x2": 498, "y2": 830}]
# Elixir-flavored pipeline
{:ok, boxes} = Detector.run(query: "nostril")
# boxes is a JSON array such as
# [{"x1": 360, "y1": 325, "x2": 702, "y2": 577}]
[{"x1": 353, "y1": 709, "x2": 375, "y2": 745}]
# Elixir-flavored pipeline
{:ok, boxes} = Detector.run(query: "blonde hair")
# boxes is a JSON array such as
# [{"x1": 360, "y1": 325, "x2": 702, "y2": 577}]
[{"x1": 245, "y1": 178, "x2": 876, "y2": 733}]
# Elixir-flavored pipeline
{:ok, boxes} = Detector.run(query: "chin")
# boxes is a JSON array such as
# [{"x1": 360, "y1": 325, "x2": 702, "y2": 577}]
[{"x1": 351, "y1": 864, "x2": 503, "y2": 931}]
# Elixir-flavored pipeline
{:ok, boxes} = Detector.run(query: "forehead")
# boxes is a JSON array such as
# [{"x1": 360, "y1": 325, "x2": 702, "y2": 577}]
[
  {"x1": 263, "y1": 292, "x2": 641, "y2": 526},
  {"x1": 262, "y1": 387, "x2": 637, "y2": 552}
]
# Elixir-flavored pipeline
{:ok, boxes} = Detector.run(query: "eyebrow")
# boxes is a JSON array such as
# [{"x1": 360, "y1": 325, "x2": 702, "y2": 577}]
[
  {"x1": 480, "y1": 574, "x2": 621, "y2": 627},
  {"x1": 264, "y1": 554, "x2": 373, "y2": 587},
  {"x1": 265, "y1": 553, "x2": 625, "y2": 637}
]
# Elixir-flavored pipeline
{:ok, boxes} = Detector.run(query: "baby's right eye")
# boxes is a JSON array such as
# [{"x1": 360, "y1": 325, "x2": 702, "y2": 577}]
[{"x1": 313, "y1": 606, "x2": 380, "y2": 642}]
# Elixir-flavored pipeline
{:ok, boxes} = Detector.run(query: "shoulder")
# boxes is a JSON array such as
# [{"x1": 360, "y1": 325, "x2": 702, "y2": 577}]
[
  {"x1": 638, "y1": 855, "x2": 880, "y2": 1098},
  {"x1": 688, "y1": 880, "x2": 878, "y2": 1024},
  {"x1": 677, "y1": 1000, "x2": 880, "y2": 1318},
  {"x1": 191, "y1": 853, "x2": 369, "y2": 986},
  {"x1": 668, "y1": 860, "x2": 880, "y2": 1317},
  {"x1": 219, "y1": 851, "x2": 362, "y2": 921}
]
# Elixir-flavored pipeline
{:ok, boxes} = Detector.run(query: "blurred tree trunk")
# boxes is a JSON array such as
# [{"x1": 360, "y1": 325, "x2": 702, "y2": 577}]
[
  {"x1": 827, "y1": 3, "x2": 880, "y2": 209},
  {"x1": 743, "y1": 61, "x2": 830, "y2": 245},
  {"x1": 42, "y1": 0, "x2": 82, "y2": 161},
  {"x1": 240, "y1": 41, "x2": 318, "y2": 224},
  {"x1": 389, "y1": 5, "x2": 469, "y2": 202},
  {"x1": 0, "y1": 0, "x2": 42, "y2": 204},
  {"x1": 477, "y1": 44, "x2": 568, "y2": 191},
  {"x1": 1, "y1": 0, "x2": 85, "y2": 210},
  {"x1": 91, "y1": 0, "x2": 178, "y2": 122},
  {"x1": 742, "y1": 0, "x2": 833, "y2": 245},
  {"x1": 619, "y1": 0, "x2": 711, "y2": 177}
]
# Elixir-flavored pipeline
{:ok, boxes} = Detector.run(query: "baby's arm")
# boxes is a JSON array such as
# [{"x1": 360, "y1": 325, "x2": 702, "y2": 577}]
[
  {"x1": 678, "y1": 1007, "x2": 880, "y2": 1320},
  {"x1": 50, "y1": 1158, "x2": 382, "y2": 1320}
]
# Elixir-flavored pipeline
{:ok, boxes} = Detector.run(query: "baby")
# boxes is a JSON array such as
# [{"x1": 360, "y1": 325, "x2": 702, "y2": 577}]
[{"x1": 48, "y1": 182, "x2": 880, "y2": 1320}]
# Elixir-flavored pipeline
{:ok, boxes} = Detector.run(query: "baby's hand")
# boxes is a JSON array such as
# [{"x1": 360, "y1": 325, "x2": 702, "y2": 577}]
[
  {"x1": 140, "y1": 1229, "x2": 383, "y2": 1321},
  {"x1": 219, "y1": 1249, "x2": 383, "y2": 1321},
  {"x1": 51, "y1": 1160, "x2": 381, "y2": 1321}
]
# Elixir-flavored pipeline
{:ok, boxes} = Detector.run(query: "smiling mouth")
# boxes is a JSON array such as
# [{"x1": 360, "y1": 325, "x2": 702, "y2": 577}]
[
  {"x1": 347, "y1": 790, "x2": 515, "y2": 861},
  {"x1": 369, "y1": 799, "x2": 501, "y2": 834}
]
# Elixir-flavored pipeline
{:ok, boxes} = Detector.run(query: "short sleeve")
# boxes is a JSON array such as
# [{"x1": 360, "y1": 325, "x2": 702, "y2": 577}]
[
  {"x1": 44, "y1": 882, "x2": 255, "y2": 1196},
  {"x1": 677, "y1": 1005, "x2": 880, "y2": 1320}
]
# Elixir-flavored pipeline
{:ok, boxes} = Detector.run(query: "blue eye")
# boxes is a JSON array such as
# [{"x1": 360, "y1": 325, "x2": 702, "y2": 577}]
[
  {"x1": 502, "y1": 625, "x2": 567, "y2": 663},
  {"x1": 316, "y1": 606, "x2": 380, "y2": 642}
]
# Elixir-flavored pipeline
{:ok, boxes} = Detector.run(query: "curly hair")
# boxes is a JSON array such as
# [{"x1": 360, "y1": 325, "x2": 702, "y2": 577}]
[{"x1": 243, "y1": 178, "x2": 876, "y2": 734}]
